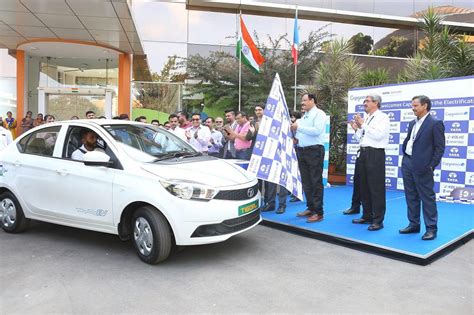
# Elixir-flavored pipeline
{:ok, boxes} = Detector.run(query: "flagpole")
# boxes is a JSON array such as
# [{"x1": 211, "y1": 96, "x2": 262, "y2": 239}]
[
  {"x1": 238, "y1": 10, "x2": 242, "y2": 112},
  {"x1": 293, "y1": 6, "x2": 298, "y2": 112}
]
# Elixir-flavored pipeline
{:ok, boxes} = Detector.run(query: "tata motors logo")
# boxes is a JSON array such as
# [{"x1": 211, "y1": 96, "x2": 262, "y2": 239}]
[
  {"x1": 450, "y1": 122, "x2": 462, "y2": 132},
  {"x1": 448, "y1": 147, "x2": 461, "y2": 158},
  {"x1": 385, "y1": 178, "x2": 391, "y2": 187}
]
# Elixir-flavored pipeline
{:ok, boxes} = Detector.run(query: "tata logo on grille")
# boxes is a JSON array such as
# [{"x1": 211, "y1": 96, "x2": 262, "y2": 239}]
[{"x1": 247, "y1": 188, "x2": 255, "y2": 198}]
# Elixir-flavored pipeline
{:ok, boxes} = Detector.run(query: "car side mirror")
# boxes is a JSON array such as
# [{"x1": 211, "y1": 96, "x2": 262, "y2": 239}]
[{"x1": 83, "y1": 151, "x2": 112, "y2": 167}]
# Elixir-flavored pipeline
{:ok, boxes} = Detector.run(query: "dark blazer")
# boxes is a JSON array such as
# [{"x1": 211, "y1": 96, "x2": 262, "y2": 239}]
[{"x1": 402, "y1": 114, "x2": 445, "y2": 174}]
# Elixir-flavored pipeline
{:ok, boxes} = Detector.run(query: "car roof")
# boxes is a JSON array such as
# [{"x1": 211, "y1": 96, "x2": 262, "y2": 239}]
[{"x1": 46, "y1": 119, "x2": 149, "y2": 127}]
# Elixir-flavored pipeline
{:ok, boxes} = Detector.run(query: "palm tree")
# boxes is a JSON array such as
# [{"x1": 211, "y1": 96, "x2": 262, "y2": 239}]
[
  {"x1": 399, "y1": 8, "x2": 474, "y2": 82},
  {"x1": 310, "y1": 39, "x2": 362, "y2": 173}
]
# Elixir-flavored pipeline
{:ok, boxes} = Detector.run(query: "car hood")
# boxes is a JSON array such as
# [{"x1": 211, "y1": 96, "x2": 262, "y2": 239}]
[{"x1": 141, "y1": 158, "x2": 255, "y2": 187}]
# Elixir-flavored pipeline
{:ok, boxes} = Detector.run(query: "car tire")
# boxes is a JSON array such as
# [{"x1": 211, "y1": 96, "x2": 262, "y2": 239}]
[
  {"x1": 0, "y1": 191, "x2": 30, "y2": 233},
  {"x1": 131, "y1": 206, "x2": 172, "y2": 264}
]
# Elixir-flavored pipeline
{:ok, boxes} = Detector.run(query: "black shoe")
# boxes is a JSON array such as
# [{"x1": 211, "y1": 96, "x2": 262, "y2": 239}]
[
  {"x1": 352, "y1": 218, "x2": 372, "y2": 224},
  {"x1": 368, "y1": 223, "x2": 384, "y2": 231},
  {"x1": 399, "y1": 226, "x2": 420, "y2": 234},
  {"x1": 289, "y1": 196, "x2": 299, "y2": 202},
  {"x1": 276, "y1": 206, "x2": 286, "y2": 214},
  {"x1": 422, "y1": 231, "x2": 437, "y2": 240},
  {"x1": 261, "y1": 204, "x2": 275, "y2": 212},
  {"x1": 343, "y1": 208, "x2": 360, "y2": 215}
]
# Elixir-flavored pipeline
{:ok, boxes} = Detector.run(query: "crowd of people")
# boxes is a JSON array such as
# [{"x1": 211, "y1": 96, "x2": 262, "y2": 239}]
[{"x1": 0, "y1": 92, "x2": 445, "y2": 240}]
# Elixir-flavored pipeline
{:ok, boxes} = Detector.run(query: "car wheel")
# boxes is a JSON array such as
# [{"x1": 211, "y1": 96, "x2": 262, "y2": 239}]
[
  {"x1": 131, "y1": 206, "x2": 172, "y2": 264},
  {"x1": 0, "y1": 191, "x2": 30, "y2": 233}
]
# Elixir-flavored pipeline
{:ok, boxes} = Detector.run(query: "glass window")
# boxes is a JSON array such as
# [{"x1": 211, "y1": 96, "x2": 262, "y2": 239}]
[
  {"x1": 188, "y1": 11, "x2": 237, "y2": 46},
  {"x1": 103, "y1": 124, "x2": 196, "y2": 161},
  {"x1": 19, "y1": 126, "x2": 61, "y2": 157},
  {"x1": 132, "y1": 2, "x2": 187, "y2": 43}
]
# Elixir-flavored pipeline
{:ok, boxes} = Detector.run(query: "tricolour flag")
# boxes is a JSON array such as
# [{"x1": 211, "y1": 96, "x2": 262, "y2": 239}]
[
  {"x1": 236, "y1": 16, "x2": 265, "y2": 73},
  {"x1": 247, "y1": 73, "x2": 304, "y2": 201},
  {"x1": 291, "y1": 11, "x2": 299, "y2": 65}
]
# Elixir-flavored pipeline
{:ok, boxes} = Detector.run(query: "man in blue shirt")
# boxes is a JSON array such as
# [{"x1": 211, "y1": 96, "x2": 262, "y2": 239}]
[{"x1": 291, "y1": 94, "x2": 327, "y2": 223}]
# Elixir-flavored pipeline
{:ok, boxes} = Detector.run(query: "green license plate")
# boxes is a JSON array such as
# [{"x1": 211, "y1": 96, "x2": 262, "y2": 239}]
[{"x1": 238, "y1": 200, "x2": 259, "y2": 216}]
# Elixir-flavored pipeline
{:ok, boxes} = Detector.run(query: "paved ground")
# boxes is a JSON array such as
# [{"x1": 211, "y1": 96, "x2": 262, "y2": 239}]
[{"x1": 0, "y1": 221, "x2": 472, "y2": 314}]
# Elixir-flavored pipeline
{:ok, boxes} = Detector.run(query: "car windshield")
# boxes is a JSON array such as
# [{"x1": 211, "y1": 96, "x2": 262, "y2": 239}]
[{"x1": 103, "y1": 124, "x2": 196, "y2": 160}]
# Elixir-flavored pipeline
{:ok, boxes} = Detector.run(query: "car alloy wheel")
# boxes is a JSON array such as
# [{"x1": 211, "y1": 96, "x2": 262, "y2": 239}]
[
  {"x1": 1, "y1": 198, "x2": 17, "y2": 228},
  {"x1": 133, "y1": 217, "x2": 154, "y2": 256}
]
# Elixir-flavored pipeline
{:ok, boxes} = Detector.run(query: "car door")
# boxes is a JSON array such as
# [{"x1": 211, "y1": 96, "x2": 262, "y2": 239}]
[
  {"x1": 48, "y1": 125, "x2": 118, "y2": 226},
  {"x1": 12, "y1": 125, "x2": 63, "y2": 216}
]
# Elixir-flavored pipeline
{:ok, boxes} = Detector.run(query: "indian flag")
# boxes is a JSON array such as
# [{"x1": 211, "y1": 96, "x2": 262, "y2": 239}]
[{"x1": 236, "y1": 16, "x2": 265, "y2": 73}]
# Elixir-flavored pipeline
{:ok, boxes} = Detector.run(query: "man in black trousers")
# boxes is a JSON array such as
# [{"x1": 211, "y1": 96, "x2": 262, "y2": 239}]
[
  {"x1": 291, "y1": 94, "x2": 327, "y2": 223},
  {"x1": 400, "y1": 95, "x2": 445, "y2": 240},
  {"x1": 343, "y1": 138, "x2": 361, "y2": 215},
  {"x1": 350, "y1": 94, "x2": 390, "y2": 231}
]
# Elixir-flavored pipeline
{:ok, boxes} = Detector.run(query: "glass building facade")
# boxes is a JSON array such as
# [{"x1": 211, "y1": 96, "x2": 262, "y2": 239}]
[{"x1": 1, "y1": 0, "x2": 473, "y2": 119}]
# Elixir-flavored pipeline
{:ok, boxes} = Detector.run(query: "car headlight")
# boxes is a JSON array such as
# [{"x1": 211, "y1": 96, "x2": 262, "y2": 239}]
[{"x1": 160, "y1": 180, "x2": 219, "y2": 201}]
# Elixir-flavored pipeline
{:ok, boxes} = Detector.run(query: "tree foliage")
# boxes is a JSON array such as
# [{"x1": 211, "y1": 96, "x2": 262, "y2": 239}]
[
  {"x1": 183, "y1": 26, "x2": 332, "y2": 112},
  {"x1": 312, "y1": 39, "x2": 362, "y2": 172},
  {"x1": 360, "y1": 68, "x2": 390, "y2": 87},
  {"x1": 399, "y1": 8, "x2": 474, "y2": 81},
  {"x1": 348, "y1": 32, "x2": 373, "y2": 55}
]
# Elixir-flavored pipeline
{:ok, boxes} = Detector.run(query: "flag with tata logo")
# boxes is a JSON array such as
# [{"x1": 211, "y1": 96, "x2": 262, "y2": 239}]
[{"x1": 247, "y1": 73, "x2": 304, "y2": 200}]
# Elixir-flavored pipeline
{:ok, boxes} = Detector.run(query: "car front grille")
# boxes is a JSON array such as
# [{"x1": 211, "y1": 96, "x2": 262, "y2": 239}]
[
  {"x1": 191, "y1": 209, "x2": 261, "y2": 237},
  {"x1": 214, "y1": 183, "x2": 259, "y2": 200}
]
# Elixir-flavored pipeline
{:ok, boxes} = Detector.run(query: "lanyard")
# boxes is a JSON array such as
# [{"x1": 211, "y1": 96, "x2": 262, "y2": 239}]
[{"x1": 361, "y1": 115, "x2": 375, "y2": 137}]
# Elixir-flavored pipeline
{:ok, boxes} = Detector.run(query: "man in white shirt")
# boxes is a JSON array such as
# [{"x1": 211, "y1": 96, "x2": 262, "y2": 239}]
[
  {"x1": 168, "y1": 114, "x2": 187, "y2": 141},
  {"x1": 186, "y1": 113, "x2": 211, "y2": 154},
  {"x1": 350, "y1": 94, "x2": 390, "y2": 231},
  {"x1": 0, "y1": 125, "x2": 13, "y2": 151},
  {"x1": 71, "y1": 129, "x2": 106, "y2": 161}
]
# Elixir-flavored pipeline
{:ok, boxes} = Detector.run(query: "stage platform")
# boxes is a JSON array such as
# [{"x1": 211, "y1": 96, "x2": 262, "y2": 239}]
[{"x1": 260, "y1": 186, "x2": 473, "y2": 265}]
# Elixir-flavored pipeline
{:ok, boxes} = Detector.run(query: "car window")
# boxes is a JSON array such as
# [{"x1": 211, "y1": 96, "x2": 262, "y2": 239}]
[
  {"x1": 20, "y1": 126, "x2": 61, "y2": 157},
  {"x1": 103, "y1": 124, "x2": 195, "y2": 158},
  {"x1": 62, "y1": 126, "x2": 122, "y2": 170},
  {"x1": 63, "y1": 126, "x2": 107, "y2": 159}
]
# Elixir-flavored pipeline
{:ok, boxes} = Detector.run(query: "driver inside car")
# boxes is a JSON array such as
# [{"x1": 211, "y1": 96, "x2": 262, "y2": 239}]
[{"x1": 71, "y1": 129, "x2": 106, "y2": 161}]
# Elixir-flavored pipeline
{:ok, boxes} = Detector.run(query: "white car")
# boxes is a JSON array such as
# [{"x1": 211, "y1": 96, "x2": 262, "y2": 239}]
[{"x1": 0, "y1": 120, "x2": 261, "y2": 264}]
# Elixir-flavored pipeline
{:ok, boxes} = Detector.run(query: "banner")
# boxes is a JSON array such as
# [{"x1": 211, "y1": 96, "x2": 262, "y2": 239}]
[
  {"x1": 247, "y1": 73, "x2": 304, "y2": 200},
  {"x1": 346, "y1": 76, "x2": 474, "y2": 197}
]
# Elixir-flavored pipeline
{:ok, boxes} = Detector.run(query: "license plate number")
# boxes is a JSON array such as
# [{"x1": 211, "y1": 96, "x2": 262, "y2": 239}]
[{"x1": 238, "y1": 200, "x2": 259, "y2": 216}]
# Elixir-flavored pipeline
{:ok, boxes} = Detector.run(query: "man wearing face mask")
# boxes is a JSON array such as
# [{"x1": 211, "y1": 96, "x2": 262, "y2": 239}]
[{"x1": 399, "y1": 95, "x2": 445, "y2": 241}]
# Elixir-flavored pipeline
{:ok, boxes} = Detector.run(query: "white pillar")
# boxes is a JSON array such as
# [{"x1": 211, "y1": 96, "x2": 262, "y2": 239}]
[
  {"x1": 105, "y1": 89, "x2": 113, "y2": 118},
  {"x1": 38, "y1": 88, "x2": 46, "y2": 115}
]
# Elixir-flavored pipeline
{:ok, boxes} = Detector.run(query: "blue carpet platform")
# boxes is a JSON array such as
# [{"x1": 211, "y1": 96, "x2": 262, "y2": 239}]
[{"x1": 261, "y1": 186, "x2": 473, "y2": 265}]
